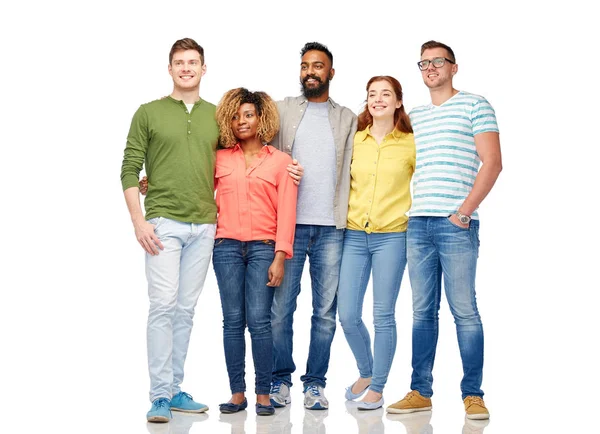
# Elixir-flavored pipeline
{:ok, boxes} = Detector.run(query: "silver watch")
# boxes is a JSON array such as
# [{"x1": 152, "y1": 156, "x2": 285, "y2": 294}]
[{"x1": 456, "y1": 211, "x2": 471, "y2": 225}]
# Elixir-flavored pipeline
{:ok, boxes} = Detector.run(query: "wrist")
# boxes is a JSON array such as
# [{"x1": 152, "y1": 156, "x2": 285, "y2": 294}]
[{"x1": 455, "y1": 210, "x2": 471, "y2": 225}]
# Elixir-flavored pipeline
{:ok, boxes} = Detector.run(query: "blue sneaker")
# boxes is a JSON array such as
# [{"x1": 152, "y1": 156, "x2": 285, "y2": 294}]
[
  {"x1": 147, "y1": 398, "x2": 172, "y2": 423},
  {"x1": 170, "y1": 391, "x2": 209, "y2": 413}
]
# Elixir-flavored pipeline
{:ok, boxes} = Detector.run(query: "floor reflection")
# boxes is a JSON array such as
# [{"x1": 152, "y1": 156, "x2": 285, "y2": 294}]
[
  {"x1": 146, "y1": 412, "x2": 208, "y2": 434},
  {"x1": 219, "y1": 409, "x2": 248, "y2": 434},
  {"x1": 386, "y1": 411, "x2": 433, "y2": 434},
  {"x1": 302, "y1": 408, "x2": 328, "y2": 434},
  {"x1": 462, "y1": 417, "x2": 490, "y2": 434},
  {"x1": 345, "y1": 400, "x2": 385, "y2": 433},
  {"x1": 256, "y1": 406, "x2": 292, "y2": 434}
]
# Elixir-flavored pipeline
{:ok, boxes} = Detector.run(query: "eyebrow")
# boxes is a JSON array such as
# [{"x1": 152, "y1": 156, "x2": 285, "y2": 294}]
[
  {"x1": 369, "y1": 88, "x2": 393, "y2": 93},
  {"x1": 301, "y1": 61, "x2": 325, "y2": 66}
]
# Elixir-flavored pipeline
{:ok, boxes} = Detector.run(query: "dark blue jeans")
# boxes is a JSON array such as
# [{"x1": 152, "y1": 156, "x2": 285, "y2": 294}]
[
  {"x1": 271, "y1": 224, "x2": 344, "y2": 388},
  {"x1": 407, "y1": 217, "x2": 484, "y2": 400},
  {"x1": 212, "y1": 238, "x2": 276, "y2": 395}
]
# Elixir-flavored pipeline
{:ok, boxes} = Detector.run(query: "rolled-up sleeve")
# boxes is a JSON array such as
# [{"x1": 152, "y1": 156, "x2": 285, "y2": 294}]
[{"x1": 275, "y1": 157, "x2": 298, "y2": 259}]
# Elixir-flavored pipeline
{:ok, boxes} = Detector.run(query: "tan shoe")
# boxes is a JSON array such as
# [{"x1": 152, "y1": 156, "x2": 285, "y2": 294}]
[
  {"x1": 386, "y1": 390, "x2": 432, "y2": 414},
  {"x1": 463, "y1": 396, "x2": 489, "y2": 420}
]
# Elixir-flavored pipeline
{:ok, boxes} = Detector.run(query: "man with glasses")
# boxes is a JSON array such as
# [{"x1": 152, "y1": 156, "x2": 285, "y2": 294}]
[{"x1": 386, "y1": 40, "x2": 502, "y2": 420}]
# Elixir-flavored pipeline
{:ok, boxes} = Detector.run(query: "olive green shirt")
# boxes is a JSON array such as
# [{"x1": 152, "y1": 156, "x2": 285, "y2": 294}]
[{"x1": 120, "y1": 96, "x2": 219, "y2": 223}]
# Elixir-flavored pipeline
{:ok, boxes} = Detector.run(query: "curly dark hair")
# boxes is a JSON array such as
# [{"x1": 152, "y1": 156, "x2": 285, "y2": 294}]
[{"x1": 216, "y1": 88, "x2": 280, "y2": 148}]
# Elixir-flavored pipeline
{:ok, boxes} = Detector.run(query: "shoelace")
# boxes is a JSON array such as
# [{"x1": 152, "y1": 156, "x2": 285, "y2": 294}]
[
  {"x1": 271, "y1": 382, "x2": 282, "y2": 393},
  {"x1": 306, "y1": 385, "x2": 321, "y2": 396},
  {"x1": 177, "y1": 392, "x2": 193, "y2": 401},
  {"x1": 154, "y1": 398, "x2": 170, "y2": 408},
  {"x1": 465, "y1": 396, "x2": 485, "y2": 407}
]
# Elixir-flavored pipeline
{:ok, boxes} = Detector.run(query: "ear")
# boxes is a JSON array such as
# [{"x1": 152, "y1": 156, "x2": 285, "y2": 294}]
[
  {"x1": 396, "y1": 99, "x2": 403, "y2": 109},
  {"x1": 451, "y1": 63, "x2": 458, "y2": 77},
  {"x1": 168, "y1": 63, "x2": 173, "y2": 78},
  {"x1": 201, "y1": 64, "x2": 207, "y2": 77},
  {"x1": 329, "y1": 67, "x2": 335, "y2": 80}
]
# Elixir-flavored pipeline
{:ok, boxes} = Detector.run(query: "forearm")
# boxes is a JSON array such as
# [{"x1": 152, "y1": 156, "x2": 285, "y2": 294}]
[
  {"x1": 124, "y1": 187, "x2": 145, "y2": 225},
  {"x1": 459, "y1": 160, "x2": 502, "y2": 216}
]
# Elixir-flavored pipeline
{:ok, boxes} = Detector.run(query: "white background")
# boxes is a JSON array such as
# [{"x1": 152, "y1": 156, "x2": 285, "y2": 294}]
[{"x1": 2, "y1": 1, "x2": 598, "y2": 433}]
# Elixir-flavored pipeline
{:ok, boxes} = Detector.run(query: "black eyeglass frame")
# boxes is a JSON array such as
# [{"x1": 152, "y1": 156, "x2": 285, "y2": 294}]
[{"x1": 417, "y1": 57, "x2": 455, "y2": 71}]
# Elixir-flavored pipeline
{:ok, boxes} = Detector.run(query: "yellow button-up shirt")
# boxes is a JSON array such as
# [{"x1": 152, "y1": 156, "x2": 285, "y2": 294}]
[{"x1": 347, "y1": 127, "x2": 416, "y2": 233}]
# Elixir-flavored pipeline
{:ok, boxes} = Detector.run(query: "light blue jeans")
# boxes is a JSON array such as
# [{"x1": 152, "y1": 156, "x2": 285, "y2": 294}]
[
  {"x1": 271, "y1": 225, "x2": 344, "y2": 388},
  {"x1": 145, "y1": 217, "x2": 216, "y2": 401},
  {"x1": 407, "y1": 217, "x2": 483, "y2": 400},
  {"x1": 338, "y1": 230, "x2": 407, "y2": 394}
]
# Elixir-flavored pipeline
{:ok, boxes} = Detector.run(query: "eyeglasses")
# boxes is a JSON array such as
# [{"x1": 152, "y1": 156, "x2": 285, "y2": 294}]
[{"x1": 417, "y1": 57, "x2": 455, "y2": 71}]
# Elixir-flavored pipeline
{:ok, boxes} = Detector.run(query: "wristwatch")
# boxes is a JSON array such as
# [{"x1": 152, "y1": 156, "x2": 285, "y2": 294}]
[{"x1": 456, "y1": 211, "x2": 471, "y2": 225}]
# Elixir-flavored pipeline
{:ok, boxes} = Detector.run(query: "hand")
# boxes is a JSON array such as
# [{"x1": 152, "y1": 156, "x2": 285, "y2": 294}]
[
  {"x1": 286, "y1": 159, "x2": 304, "y2": 186},
  {"x1": 267, "y1": 254, "x2": 285, "y2": 287},
  {"x1": 134, "y1": 219, "x2": 164, "y2": 255},
  {"x1": 448, "y1": 213, "x2": 469, "y2": 229},
  {"x1": 139, "y1": 176, "x2": 148, "y2": 195}
]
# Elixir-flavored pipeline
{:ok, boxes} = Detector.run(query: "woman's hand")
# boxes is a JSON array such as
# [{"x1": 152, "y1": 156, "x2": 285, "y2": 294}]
[
  {"x1": 267, "y1": 251, "x2": 287, "y2": 287},
  {"x1": 139, "y1": 176, "x2": 148, "y2": 195}
]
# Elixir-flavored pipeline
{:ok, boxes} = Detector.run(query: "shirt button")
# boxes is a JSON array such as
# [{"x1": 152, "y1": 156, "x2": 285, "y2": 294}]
[
  {"x1": 365, "y1": 226, "x2": 372, "y2": 234},
  {"x1": 188, "y1": 131, "x2": 191, "y2": 134},
  {"x1": 188, "y1": 120, "x2": 191, "y2": 123}
]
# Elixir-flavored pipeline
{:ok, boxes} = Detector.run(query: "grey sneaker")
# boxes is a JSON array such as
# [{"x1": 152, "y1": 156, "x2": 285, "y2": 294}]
[
  {"x1": 303, "y1": 384, "x2": 329, "y2": 410},
  {"x1": 270, "y1": 381, "x2": 291, "y2": 407}
]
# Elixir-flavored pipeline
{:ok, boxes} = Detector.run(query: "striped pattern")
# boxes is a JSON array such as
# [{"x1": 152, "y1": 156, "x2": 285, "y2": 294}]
[{"x1": 409, "y1": 91, "x2": 499, "y2": 219}]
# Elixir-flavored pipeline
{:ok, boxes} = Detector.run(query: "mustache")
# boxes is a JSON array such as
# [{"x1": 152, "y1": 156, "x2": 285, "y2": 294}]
[{"x1": 302, "y1": 74, "x2": 322, "y2": 83}]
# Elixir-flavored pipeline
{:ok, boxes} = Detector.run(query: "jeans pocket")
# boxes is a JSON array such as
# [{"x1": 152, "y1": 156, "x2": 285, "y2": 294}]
[
  {"x1": 147, "y1": 217, "x2": 164, "y2": 231},
  {"x1": 214, "y1": 238, "x2": 225, "y2": 247},
  {"x1": 446, "y1": 216, "x2": 469, "y2": 231}
]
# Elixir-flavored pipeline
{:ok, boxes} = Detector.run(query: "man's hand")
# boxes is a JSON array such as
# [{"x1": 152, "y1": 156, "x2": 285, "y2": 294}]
[
  {"x1": 267, "y1": 252, "x2": 286, "y2": 287},
  {"x1": 139, "y1": 176, "x2": 148, "y2": 195},
  {"x1": 286, "y1": 159, "x2": 304, "y2": 186},
  {"x1": 448, "y1": 214, "x2": 469, "y2": 229},
  {"x1": 134, "y1": 219, "x2": 164, "y2": 255}
]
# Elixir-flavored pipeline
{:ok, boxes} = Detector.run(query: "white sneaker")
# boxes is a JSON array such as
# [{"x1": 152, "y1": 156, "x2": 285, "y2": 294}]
[
  {"x1": 303, "y1": 384, "x2": 329, "y2": 410},
  {"x1": 270, "y1": 381, "x2": 291, "y2": 407}
]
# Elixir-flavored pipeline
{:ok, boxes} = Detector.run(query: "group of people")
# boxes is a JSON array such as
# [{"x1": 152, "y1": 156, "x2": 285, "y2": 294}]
[{"x1": 120, "y1": 37, "x2": 502, "y2": 424}]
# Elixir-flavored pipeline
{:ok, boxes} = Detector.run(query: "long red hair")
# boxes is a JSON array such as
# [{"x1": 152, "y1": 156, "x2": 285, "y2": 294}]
[{"x1": 357, "y1": 76, "x2": 413, "y2": 133}]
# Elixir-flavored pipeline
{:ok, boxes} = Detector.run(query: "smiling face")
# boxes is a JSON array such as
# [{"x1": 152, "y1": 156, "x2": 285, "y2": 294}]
[
  {"x1": 168, "y1": 49, "x2": 206, "y2": 92},
  {"x1": 420, "y1": 47, "x2": 457, "y2": 90},
  {"x1": 300, "y1": 50, "x2": 334, "y2": 100},
  {"x1": 367, "y1": 79, "x2": 402, "y2": 121},
  {"x1": 232, "y1": 103, "x2": 259, "y2": 141}
]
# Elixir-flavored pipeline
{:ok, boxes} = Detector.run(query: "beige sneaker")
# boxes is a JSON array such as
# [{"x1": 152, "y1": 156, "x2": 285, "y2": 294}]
[
  {"x1": 386, "y1": 390, "x2": 432, "y2": 414},
  {"x1": 463, "y1": 396, "x2": 489, "y2": 420}
]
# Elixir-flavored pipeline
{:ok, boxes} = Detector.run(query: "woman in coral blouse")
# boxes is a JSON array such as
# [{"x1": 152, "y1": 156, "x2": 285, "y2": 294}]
[
  {"x1": 338, "y1": 76, "x2": 415, "y2": 410},
  {"x1": 212, "y1": 88, "x2": 298, "y2": 416}
]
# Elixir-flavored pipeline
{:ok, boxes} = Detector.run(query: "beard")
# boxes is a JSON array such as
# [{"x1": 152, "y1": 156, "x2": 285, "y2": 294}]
[{"x1": 301, "y1": 75, "x2": 330, "y2": 99}]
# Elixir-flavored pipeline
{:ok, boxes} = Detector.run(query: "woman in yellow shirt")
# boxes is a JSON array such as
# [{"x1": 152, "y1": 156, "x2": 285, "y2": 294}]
[{"x1": 338, "y1": 76, "x2": 415, "y2": 410}]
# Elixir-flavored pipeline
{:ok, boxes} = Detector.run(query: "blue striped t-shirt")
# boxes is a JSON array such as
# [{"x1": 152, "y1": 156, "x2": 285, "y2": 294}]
[{"x1": 409, "y1": 91, "x2": 499, "y2": 219}]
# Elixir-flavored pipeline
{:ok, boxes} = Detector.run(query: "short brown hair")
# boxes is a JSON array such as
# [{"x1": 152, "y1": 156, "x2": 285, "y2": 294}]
[
  {"x1": 420, "y1": 40, "x2": 455, "y2": 63},
  {"x1": 169, "y1": 38, "x2": 204, "y2": 65},
  {"x1": 216, "y1": 88, "x2": 280, "y2": 148}
]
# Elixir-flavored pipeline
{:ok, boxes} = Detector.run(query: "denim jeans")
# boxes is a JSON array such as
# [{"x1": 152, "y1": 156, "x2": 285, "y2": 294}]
[
  {"x1": 407, "y1": 217, "x2": 483, "y2": 399},
  {"x1": 338, "y1": 230, "x2": 407, "y2": 394},
  {"x1": 271, "y1": 224, "x2": 344, "y2": 388},
  {"x1": 212, "y1": 238, "x2": 276, "y2": 395},
  {"x1": 145, "y1": 217, "x2": 216, "y2": 401}
]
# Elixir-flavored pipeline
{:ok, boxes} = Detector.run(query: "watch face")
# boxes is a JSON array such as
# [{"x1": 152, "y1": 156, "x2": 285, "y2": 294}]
[{"x1": 459, "y1": 215, "x2": 470, "y2": 224}]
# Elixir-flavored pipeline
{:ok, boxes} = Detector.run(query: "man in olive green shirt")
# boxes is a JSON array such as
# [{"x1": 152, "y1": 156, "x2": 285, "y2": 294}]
[{"x1": 120, "y1": 38, "x2": 217, "y2": 423}]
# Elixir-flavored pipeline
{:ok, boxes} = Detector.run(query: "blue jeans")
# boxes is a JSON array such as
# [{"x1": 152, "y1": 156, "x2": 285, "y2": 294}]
[
  {"x1": 271, "y1": 224, "x2": 344, "y2": 388},
  {"x1": 212, "y1": 239, "x2": 276, "y2": 395},
  {"x1": 407, "y1": 217, "x2": 483, "y2": 400},
  {"x1": 145, "y1": 217, "x2": 216, "y2": 401},
  {"x1": 338, "y1": 230, "x2": 407, "y2": 394}
]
